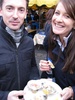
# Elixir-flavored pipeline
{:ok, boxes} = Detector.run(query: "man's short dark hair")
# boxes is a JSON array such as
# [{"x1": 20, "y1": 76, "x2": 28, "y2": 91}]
[
  {"x1": 0, "y1": 0, "x2": 29, "y2": 8},
  {"x1": 0, "y1": 0, "x2": 3, "y2": 8}
]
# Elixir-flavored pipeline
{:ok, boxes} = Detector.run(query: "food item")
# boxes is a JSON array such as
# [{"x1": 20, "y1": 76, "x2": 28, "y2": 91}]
[
  {"x1": 27, "y1": 80, "x2": 42, "y2": 92},
  {"x1": 48, "y1": 61, "x2": 55, "y2": 68},
  {"x1": 42, "y1": 85, "x2": 56, "y2": 95}
]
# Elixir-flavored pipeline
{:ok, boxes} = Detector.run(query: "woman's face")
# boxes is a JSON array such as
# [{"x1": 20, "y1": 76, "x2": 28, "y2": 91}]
[{"x1": 52, "y1": 2, "x2": 75, "y2": 37}]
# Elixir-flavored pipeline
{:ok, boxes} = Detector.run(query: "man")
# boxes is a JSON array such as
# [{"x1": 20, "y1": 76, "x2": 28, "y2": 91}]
[{"x1": 0, "y1": 0, "x2": 40, "y2": 100}]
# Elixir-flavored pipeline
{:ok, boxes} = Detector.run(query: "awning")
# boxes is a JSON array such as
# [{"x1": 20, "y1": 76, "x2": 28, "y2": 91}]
[{"x1": 29, "y1": 0, "x2": 59, "y2": 8}]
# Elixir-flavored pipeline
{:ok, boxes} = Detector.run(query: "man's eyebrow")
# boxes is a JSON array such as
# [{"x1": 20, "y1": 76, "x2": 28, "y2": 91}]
[
  {"x1": 6, "y1": 5, "x2": 13, "y2": 7},
  {"x1": 19, "y1": 7, "x2": 25, "y2": 9}
]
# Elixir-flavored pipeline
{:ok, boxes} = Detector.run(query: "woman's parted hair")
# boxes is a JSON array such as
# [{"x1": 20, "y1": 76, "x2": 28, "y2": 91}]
[
  {"x1": 60, "y1": 0, "x2": 75, "y2": 20},
  {"x1": 45, "y1": 9, "x2": 54, "y2": 21}
]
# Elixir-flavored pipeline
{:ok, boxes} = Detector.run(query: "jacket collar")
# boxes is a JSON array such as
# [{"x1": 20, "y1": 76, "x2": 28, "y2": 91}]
[
  {"x1": 56, "y1": 33, "x2": 72, "y2": 51},
  {"x1": 52, "y1": 43, "x2": 65, "y2": 60},
  {"x1": 0, "y1": 19, "x2": 28, "y2": 46}
]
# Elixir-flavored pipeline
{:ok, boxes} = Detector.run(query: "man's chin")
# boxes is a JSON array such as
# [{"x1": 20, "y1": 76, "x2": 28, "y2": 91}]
[{"x1": 9, "y1": 27, "x2": 20, "y2": 31}]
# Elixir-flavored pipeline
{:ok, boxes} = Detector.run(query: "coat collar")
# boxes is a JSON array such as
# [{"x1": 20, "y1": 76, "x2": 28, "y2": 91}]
[{"x1": 52, "y1": 43, "x2": 65, "y2": 60}]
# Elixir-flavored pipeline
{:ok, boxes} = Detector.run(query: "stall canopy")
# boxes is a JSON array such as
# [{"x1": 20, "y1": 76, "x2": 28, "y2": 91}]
[{"x1": 29, "y1": 0, "x2": 59, "y2": 8}]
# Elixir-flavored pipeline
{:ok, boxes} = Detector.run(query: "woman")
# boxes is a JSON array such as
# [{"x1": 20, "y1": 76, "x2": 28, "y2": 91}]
[{"x1": 39, "y1": 0, "x2": 75, "y2": 99}]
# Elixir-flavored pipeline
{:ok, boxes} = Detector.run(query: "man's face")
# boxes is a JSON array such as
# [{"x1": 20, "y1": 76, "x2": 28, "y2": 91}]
[{"x1": 0, "y1": 0, "x2": 27, "y2": 30}]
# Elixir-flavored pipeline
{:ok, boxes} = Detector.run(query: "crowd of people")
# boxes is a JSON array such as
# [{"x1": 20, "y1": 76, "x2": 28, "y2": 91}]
[
  {"x1": 25, "y1": 11, "x2": 39, "y2": 29},
  {"x1": 24, "y1": 9, "x2": 47, "y2": 30},
  {"x1": 0, "y1": 0, "x2": 75, "y2": 100}
]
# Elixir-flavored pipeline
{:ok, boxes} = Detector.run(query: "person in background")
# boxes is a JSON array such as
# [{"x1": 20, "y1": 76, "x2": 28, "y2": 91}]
[
  {"x1": 30, "y1": 11, "x2": 39, "y2": 29},
  {"x1": 0, "y1": 0, "x2": 40, "y2": 99},
  {"x1": 43, "y1": 9, "x2": 54, "y2": 52},
  {"x1": 26, "y1": 13, "x2": 32, "y2": 24},
  {"x1": 40, "y1": 12, "x2": 46, "y2": 29},
  {"x1": 44, "y1": 9, "x2": 54, "y2": 36},
  {"x1": 39, "y1": 0, "x2": 75, "y2": 99}
]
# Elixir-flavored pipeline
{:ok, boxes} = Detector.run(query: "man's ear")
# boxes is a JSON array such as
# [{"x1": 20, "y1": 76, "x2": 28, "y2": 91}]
[
  {"x1": 0, "y1": 8, "x2": 2, "y2": 16},
  {"x1": 24, "y1": 10, "x2": 28, "y2": 19},
  {"x1": 73, "y1": 22, "x2": 75, "y2": 29},
  {"x1": 24, "y1": 15, "x2": 26, "y2": 19}
]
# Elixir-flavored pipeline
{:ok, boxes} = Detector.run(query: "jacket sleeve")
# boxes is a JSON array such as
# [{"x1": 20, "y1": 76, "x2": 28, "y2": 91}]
[
  {"x1": 43, "y1": 34, "x2": 49, "y2": 52},
  {"x1": 72, "y1": 86, "x2": 75, "y2": 99},
  {"x1": 0, "y1": 91, "x2": 9, "y2": 100},
  {"x1": 29, "y1": 47, "x2": 40, "y2": 80}
]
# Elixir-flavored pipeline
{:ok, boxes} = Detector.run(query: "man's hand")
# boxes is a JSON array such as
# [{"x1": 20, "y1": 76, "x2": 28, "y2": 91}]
[{"x1": 7, "y1": 90, "x2": 25, "y2": 100}]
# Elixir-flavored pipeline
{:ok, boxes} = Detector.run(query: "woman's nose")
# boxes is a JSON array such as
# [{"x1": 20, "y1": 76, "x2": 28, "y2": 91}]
[{"x1": 56, "y1": 15, "x2": 63, "y2": 22}]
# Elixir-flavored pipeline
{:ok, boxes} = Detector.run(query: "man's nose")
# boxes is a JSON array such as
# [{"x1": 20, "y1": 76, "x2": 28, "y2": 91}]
[{"x1": 13, "y1": 10, "x2": 18, "y2": 18}]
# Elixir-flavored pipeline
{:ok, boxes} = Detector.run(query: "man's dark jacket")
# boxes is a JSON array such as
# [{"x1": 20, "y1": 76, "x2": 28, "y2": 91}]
[{"x1": 0, "y1": 19, "x2": 40, "y2": 100}]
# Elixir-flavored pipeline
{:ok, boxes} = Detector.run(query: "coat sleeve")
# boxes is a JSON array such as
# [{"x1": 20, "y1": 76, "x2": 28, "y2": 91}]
[
  {"x1": 29, "y1": 45, "x2": 40, "y2": 80},
  {"x1": 72, "y1": 86, "x2": 75, "y2": 99},
  {"x1": 0, "y1": 91, "x2": 9, "y2": 100},
  {"x1": 43, "y1": 34, "x2": 49, "y2": 52}
]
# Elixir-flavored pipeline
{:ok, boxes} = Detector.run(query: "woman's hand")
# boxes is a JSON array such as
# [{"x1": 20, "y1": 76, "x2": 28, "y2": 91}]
[
  {"x1": 7, "y1": 90, "x2": 25, "y2": 100},
  {"x1": 60, "y1": 87, "x2": 74, "y2": 100},
  {"x1": 39, "y1": 60, "x2": 51, "y2": 72}
]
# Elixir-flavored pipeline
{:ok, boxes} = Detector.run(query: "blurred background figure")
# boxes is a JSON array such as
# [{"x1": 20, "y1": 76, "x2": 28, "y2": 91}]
[
  {"x1": 43, "y1": 9, "x2": 54, "y2": 52},
  {"x1": 31, "y1": 11, "x2": 39, "y2": 29},
  {"x1": 44, "y1": 9, "x2": 54, "y2": 36}
]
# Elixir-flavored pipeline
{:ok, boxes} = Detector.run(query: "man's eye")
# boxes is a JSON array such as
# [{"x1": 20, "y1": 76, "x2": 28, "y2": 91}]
[
  {"x1": 19, "y1": 8, "x2": 25, "y2": 13},
  {"x1": 7, "y1": 7, "x2": 13, "y2": 11},
  {"x1": 21, "y1": 9, "x2": 24, "y2": 12}
]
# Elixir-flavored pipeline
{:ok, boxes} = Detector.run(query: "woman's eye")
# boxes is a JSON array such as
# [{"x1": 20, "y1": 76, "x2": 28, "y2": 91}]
[
  {"x1": 54, "y1": 11, "x2": 60, "y2": 15},
  {"x1": 64, "y1": 15, "x2": 70, "y2": 19}
]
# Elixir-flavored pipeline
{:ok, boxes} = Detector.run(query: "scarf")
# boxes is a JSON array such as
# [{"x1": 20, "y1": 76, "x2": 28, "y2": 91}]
[{"x1": 6, "y1": 26, "x2": 24, "y2": 43}]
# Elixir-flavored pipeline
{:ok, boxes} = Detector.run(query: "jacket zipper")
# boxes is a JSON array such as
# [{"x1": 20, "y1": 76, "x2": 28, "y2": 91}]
[{"x1": 16, "y1": 49, "x2": 20, "y2": 89}]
